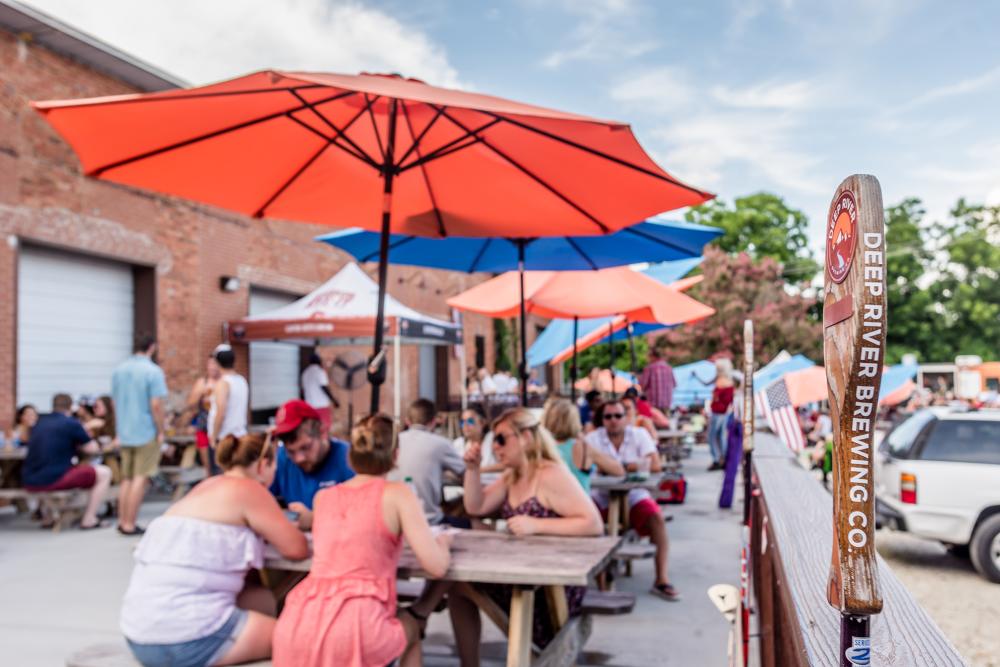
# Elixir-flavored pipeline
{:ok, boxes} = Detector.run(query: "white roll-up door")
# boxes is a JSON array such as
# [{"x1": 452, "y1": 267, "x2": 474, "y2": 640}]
[
  {"x1": 248, "y1": 289, "x2": 300, "y2": 411},
  {"x1": 418, "y1": 344, "x2": 437, "y2": 403},
  {"x1": 17, "y1": 245, "x2": 134, "y2": 409}
]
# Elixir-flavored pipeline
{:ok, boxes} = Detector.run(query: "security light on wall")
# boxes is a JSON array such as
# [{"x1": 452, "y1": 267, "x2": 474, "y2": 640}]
[{"x1": 219, "y1": 276, "x2": 241, "y2": 292}]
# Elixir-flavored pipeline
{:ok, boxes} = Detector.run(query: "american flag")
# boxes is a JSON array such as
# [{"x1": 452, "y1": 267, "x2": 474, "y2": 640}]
[{"x1": 757, "y1": 379, "x2": 805, "y2": 452}]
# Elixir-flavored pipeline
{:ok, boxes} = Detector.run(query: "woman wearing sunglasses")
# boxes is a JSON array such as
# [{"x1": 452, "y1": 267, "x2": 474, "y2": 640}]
[
  {"x1": 445, "y1": 407, "x2": 603, "y2": 660},
  {"x1": 451, "y1": 406, "x2": 503, "y2": 474}
]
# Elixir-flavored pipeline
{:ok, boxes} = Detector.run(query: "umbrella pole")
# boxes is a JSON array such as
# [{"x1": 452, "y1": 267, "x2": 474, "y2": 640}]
[
  {"x1": 370, "y1": 100, "x2": 399, "y2": 414},
  {"x1": 607, "y1": 322, "x2": 616, "y2": 398},
  {"x1": 518, "y1": 240, "x2": 528, "y2": 407},
  {"x1": 570, "y1": 316, "x2": 579, "y2": 402},
  {"x1": 627, "y1": 322, "x2": 637, "y2": 375}
]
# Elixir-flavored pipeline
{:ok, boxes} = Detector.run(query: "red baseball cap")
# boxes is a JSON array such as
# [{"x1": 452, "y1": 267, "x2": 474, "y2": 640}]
[{"x1": 273, "y1": 400, "x2": 321, "y2": 435}]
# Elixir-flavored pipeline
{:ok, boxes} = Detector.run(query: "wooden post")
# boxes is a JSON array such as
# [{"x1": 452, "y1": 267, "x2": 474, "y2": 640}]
[
  {"x1": 508, "y1": 585, "x2": 536, "y2": 667},
  {"x1": 823, "y1": 175, "x2": 886, "y2": 666}
]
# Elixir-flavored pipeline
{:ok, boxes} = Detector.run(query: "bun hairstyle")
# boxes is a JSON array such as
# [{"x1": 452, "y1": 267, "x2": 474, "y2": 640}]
[
  {"x1": 350, "y1": 413, "x2": 396, "y2": 475},
  {"x1": 216, "y1": 432, "x2": 274, "y2": 471}
]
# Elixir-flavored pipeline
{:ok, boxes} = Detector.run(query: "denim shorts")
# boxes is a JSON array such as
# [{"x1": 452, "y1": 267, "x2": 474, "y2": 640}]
[{"x1": 127, "y1": 608, "x2": 248, "y2": 667}]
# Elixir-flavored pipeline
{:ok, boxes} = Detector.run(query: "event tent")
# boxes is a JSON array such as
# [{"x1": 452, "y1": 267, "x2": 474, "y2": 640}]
[{"x1": 227, "y1": 263, "x2": 461, "y2": 418}]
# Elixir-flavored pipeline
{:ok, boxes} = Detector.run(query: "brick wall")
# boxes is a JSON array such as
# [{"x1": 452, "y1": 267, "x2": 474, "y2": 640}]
[{"x1": 0, "y1": 30, "x2": 550, "y2": 430}]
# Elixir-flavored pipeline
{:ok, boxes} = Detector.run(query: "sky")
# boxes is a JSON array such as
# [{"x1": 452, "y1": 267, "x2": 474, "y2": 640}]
[{"x1": 20, "y1": 0, "x2": 1000, "y2": 257}]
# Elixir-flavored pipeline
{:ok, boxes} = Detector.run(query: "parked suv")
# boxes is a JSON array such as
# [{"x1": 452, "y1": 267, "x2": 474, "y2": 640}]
[{"x1": 875, "y1": 407, "x2": 1000, "y2": 583}]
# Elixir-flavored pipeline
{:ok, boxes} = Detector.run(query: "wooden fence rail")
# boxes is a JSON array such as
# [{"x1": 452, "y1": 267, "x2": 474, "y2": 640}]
[{"x1": 749, "y1": 432, "x2": 967, "y2": 666}]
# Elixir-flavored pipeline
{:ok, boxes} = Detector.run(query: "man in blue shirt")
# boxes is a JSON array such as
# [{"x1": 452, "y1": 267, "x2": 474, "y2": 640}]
[
  {"x1": 270, "y1": 399, "x2": 354, "y2": 529},
  {"x1": 22, "y1": 393, "x2": 112, "y2": 529},
  {"x1": 111, "y1": 335, "x2": 168, "y2": 536}
]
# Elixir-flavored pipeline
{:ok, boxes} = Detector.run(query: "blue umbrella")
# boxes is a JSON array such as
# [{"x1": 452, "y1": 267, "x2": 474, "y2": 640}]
[
  {"x1": 318, "y1": 220, "x2": 721, "y2": 402},
  {"x1": 753, "y1": 354, "x2": 816, "y2": 391},
  {"x1": 316, "y1": 219, "x2": 721, "y2": 272}
]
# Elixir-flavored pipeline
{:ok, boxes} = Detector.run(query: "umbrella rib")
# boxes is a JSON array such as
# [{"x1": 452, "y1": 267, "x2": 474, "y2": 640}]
[
  {"x1": 395, "y1": 104, "x2": 445, "y2": 167},
  {"x1": 467, "y1": 238, "x2": 494, "y2": 273},
  {"x1": 400, "y1": 103, "x2": 447, "y2": 237},
  {"x1": 564, "y1": 237, "x2": 599, "y2": 270},
  {"x1": 39, "y1": 84, "x2": 328, "y2": 109},
  {"x1": 437, "y1": 107, "x2": 610, "y2": 234},
  {"x1": 251, "y1": 141, "x2": 331, "y2": 218},
  {"x1": 289, "y1": 90, "x2": 382, "y2": 169},
  {"x1": 485, "y1": 113, "x2": 713, "y2": 199},
  {"x1": 397, "y1": 119, "x2": 500, "y2": 173},
  {"x1": 285, "y1": 112, "x2": 377, "y2": 170},
  {"x1": 90, "y1": 90, "x2": 358, "y2": 176},
  {"x1": 624, "y1": 226, "x2": 696, "y2": 256},
  {"x1": 364, "y1": 95, "x2": 387, "y2": 165}
]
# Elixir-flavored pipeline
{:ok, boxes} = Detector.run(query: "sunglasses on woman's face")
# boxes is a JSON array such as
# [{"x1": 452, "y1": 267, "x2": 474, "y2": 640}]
[
  {"x1": 461, "y1": 417, "x2": 477, "y2": 426},
  {"x1": 603, "y1": 412, "x2": 626, "y2": 420},
  {"x1": 493, "y1": 431, "x2": 516, "y2": 447}
]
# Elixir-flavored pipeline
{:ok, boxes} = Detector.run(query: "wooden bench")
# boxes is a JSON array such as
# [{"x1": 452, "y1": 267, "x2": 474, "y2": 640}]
[
  {"x1": 615, "y1": 537, "x2": 656, "y2": 577},
  {"x1": 581, "y1": 589, "x2": 636, "y2": 615},
  {"x1": 157, "y1": 466, "x2": 206, "y2": 501},
  {"x1": 0, "y1": 486, "x2": 118, "y2": 532},
  {"x1": 66, "y1": 643, "x2": 271, "y2": 667}
]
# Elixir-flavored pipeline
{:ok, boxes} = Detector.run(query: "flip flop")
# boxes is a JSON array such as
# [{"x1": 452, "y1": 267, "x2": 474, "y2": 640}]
[
  {"x1": 117, "y1": 525, "x2": 145, "y2": 536},
  {"x1": 651, "y1": 582, "x2": 682, "y2": 601},
  {"x1": 80, "y1": 520, "x2": 109, "y2": 531}
]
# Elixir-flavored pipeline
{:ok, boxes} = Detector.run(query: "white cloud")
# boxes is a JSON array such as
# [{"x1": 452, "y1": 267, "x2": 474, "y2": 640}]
[
  {"x1": 536, "y1": 0, "x2": 657, "y2": 69},
  {"x1": 710, "y1": 79, "x2": 818, "y2": 110},
  {"x1": 609, "y1": 67, "x2": 695, "y2": 111},
  {"x1": 894, "y1": 64, "x2": 1000, "y2": 114},
  {"x1": 22, "y1": 0, "x2": 461, "y2": 87}
]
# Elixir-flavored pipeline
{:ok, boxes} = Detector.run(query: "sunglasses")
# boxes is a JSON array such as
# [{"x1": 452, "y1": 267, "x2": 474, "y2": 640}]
[
  {"x1": 461, "y1": 417, "x2": 478, "y2": 426},
  {"x1": 603, "y1": 412, "x2": 626, "y2": 420}
]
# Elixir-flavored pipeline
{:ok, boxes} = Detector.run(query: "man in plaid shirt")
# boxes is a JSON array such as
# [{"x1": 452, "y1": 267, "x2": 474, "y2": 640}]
[{"x1": 639, "y1": 348, "x2": 677, "y2": 412}]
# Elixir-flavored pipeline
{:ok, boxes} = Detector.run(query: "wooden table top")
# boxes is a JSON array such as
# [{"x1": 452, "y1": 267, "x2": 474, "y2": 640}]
[
  {"x1": 0, "y1": 447, "x2": 27, "y2": 460},
  {"x1": 590, "y1": 472, "x2": 663, "y2": 491},
  {"x1": 265, "y1": 529, "x2": 622, "y2": 587},
  {"x1": 656, "y1": 429, "x2": 686, "y2": 439}
]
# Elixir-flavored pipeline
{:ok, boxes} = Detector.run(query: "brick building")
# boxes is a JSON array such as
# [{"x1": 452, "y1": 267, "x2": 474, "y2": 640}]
[{"x1": 0, "y1": 2, "x2": 550, "y2": 430}]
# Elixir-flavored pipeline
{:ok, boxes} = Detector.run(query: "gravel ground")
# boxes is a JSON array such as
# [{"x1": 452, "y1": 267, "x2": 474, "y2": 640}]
[{"x1": 876, "y1": 529, "x2": 1000, "y2": 667}]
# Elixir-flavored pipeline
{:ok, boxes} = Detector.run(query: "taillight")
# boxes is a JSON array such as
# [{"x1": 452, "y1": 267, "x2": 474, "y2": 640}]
[{"x1": 900, "y1": 473, "x2": 917, "y2": 504}]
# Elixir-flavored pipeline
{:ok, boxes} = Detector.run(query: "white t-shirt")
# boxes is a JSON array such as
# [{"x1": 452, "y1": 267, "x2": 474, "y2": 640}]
[
  {"x1": 815, "y1": 414, "x2": 833, "y2": 438},
  {"x1": 585, "y1": 426, "x2": 658, "y2": 509},
  {"x1": 301, "y1": 364, "x2": 331, "y2": 408},
  {"x1": 480, "y1": 374, "x2": 497, "y2": 395},
  {"x1": 208, "y1": 373, "x2": 249, "y2": 441}
]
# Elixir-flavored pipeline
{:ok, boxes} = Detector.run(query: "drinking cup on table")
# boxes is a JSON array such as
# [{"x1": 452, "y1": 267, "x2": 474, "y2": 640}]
[{"x1": 637, "y1": 457, "x2": 651, "y2": 478}]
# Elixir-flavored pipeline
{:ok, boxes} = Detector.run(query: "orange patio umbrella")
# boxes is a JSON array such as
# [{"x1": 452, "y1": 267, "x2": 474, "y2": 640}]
[
  {"x1": 783, "y1": 365, "x2": 830, "y2": 406},
  {"x1": 575, "y1": 369, "x2": 637, "y2": 394},
  {"x1": 448, "y1": 267, "x2": 714, "y2": 392},
  {"x1": 33, "y1": 70, "x2": 712, "y2": 411},
  {"x1": 547, "y1": 275, "x2": 705, "y2": 365}
]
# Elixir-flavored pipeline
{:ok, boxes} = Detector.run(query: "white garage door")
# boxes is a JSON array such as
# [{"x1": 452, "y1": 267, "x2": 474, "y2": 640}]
[
  {"x1": 248, "y1": 289, "x2": 300, "y2": 411},
  {"x1": 17, "y1": 246, "x2": 135, "y2": 409}
]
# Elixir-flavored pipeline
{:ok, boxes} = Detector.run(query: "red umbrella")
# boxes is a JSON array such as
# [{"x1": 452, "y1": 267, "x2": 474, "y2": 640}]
[{"x1": 33, "y1": 70, "x2": 712, "y2": 410}]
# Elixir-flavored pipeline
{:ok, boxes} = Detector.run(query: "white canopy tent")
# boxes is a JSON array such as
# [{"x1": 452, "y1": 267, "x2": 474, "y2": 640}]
[{"x1": 228, "y1": 263, "x2": 461, "y2": 419}]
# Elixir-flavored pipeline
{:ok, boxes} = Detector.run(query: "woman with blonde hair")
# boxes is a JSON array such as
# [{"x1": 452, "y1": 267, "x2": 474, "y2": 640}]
[
  {"x1": 544, "y1": 397, "x2": 624, "y2": 491},
  {"x1": 433, "y1": 407, "x2": 603, "y2": 663},
  {"x1": 699, "y1": 356, "x2": 735, "y2": 470},
  {"x1": 273, "y1": 414, "x2": 452, "y2": 667},
  {"x1": 121, "y1": 433, "x2": 308, "y2": 667}
]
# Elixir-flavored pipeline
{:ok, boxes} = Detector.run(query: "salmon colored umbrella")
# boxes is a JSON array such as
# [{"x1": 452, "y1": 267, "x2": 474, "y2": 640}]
[
  {"x1": 782, "y1": 365, "x2": 830, "y2": 406},
  {"x1": 33, "y1": 70, "x2": 712, "y2": 411},
  {"x1": 448, "y1": 267, "x2": 714, "y2": 395},
  {"x1": 447, "y1": 267, "x2": 714, "y2": 322},
  {"x1": 547, "y1": 276, "x2": 705, "y2": 365}
]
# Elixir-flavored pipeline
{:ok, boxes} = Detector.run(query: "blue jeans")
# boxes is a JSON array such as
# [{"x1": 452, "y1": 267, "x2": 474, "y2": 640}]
[
  {"x1": 708, "y1": 412, "x2": 728, "y2": 463},
  {"x1": 127, "y1": 608, "x2": 247, "y2": 667}
]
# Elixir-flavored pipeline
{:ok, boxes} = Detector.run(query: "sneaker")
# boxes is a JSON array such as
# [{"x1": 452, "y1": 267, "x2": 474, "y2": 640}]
[{"x1": 651, "y1": 582, "x2": 682, "y2": 601}]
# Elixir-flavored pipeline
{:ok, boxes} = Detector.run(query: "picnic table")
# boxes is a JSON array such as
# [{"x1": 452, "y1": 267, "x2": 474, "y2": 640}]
[
  {"x1": 264, "y1": 529, "x2": 622, "y2": 666},
  {"x1": 590, "y1": 473, "x2": 664, "y2": 538},
  {"x1": 0, "y1": 446, "x2": 27, "y2": 489}
]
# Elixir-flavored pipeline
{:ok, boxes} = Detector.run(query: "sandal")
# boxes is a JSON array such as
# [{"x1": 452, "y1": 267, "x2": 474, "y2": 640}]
[
  {"x1": 80, "y1": 520, "x2": 109, "y2": 531},
  {"x1": 401, "y1": 606, "x2": 428, "y2": 640},
  {"x1": 651, "y1": 582, "x2": 682, "y2": 601},
  {"x1": 117, "y1": 525, "x2": 145, "y2": 536}
]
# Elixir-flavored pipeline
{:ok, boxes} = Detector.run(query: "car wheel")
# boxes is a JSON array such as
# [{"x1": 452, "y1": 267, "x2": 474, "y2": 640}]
[{"x1": 970, "y1": 515, "x2": 1000, "y2": 584}]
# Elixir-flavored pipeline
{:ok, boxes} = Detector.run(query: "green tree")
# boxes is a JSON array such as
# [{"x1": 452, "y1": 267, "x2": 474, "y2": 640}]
[
  {"x1": 883, "y1": 198, "x2": 938, "y2": 363},
  {"x1": 570, "y1": 332, "x2": 649, "y2": 378},
  {"x1": 685, "y1": 192, "x2": 818, "y2": 280},
  {"x1": 493, "y1": 318, "x2": 513, "y2": 372}
]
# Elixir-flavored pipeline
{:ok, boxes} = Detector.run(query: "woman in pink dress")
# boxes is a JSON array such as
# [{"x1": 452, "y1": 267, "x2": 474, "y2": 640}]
[{"x1": 272, "y1": 414, "x2": 452, "y2": 667}]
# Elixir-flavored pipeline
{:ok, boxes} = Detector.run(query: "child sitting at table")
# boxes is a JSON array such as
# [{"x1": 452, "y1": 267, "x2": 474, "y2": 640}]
[
  {"x1": 272, "y1": 414, "x2": 452, "y2": 667},
  {"x1": 410, "y1": 407, "x2": 603, "y2": 665},
  {"x1": 120, "y1": 432, "x2": 308, "y2": 667}
]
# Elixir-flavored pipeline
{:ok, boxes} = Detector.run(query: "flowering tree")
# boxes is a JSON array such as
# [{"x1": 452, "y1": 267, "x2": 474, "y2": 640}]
[{"x1": 654, "y1": 246, "x2": 821, "y2": 365}]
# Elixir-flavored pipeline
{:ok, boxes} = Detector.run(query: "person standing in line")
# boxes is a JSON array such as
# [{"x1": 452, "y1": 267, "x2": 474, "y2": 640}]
[
  {"x1": 639, "y1": 348, "x2": 677, "y2": 416},
  {"x1": 111, "y1": 335, "x2": 169, "y2": 536},
  {"x1": 209, "y1": 346, "x2": 249, "y2": 448},
  {"x1": 301, "y1": 353, "x2": 339, "y2": 436}
]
